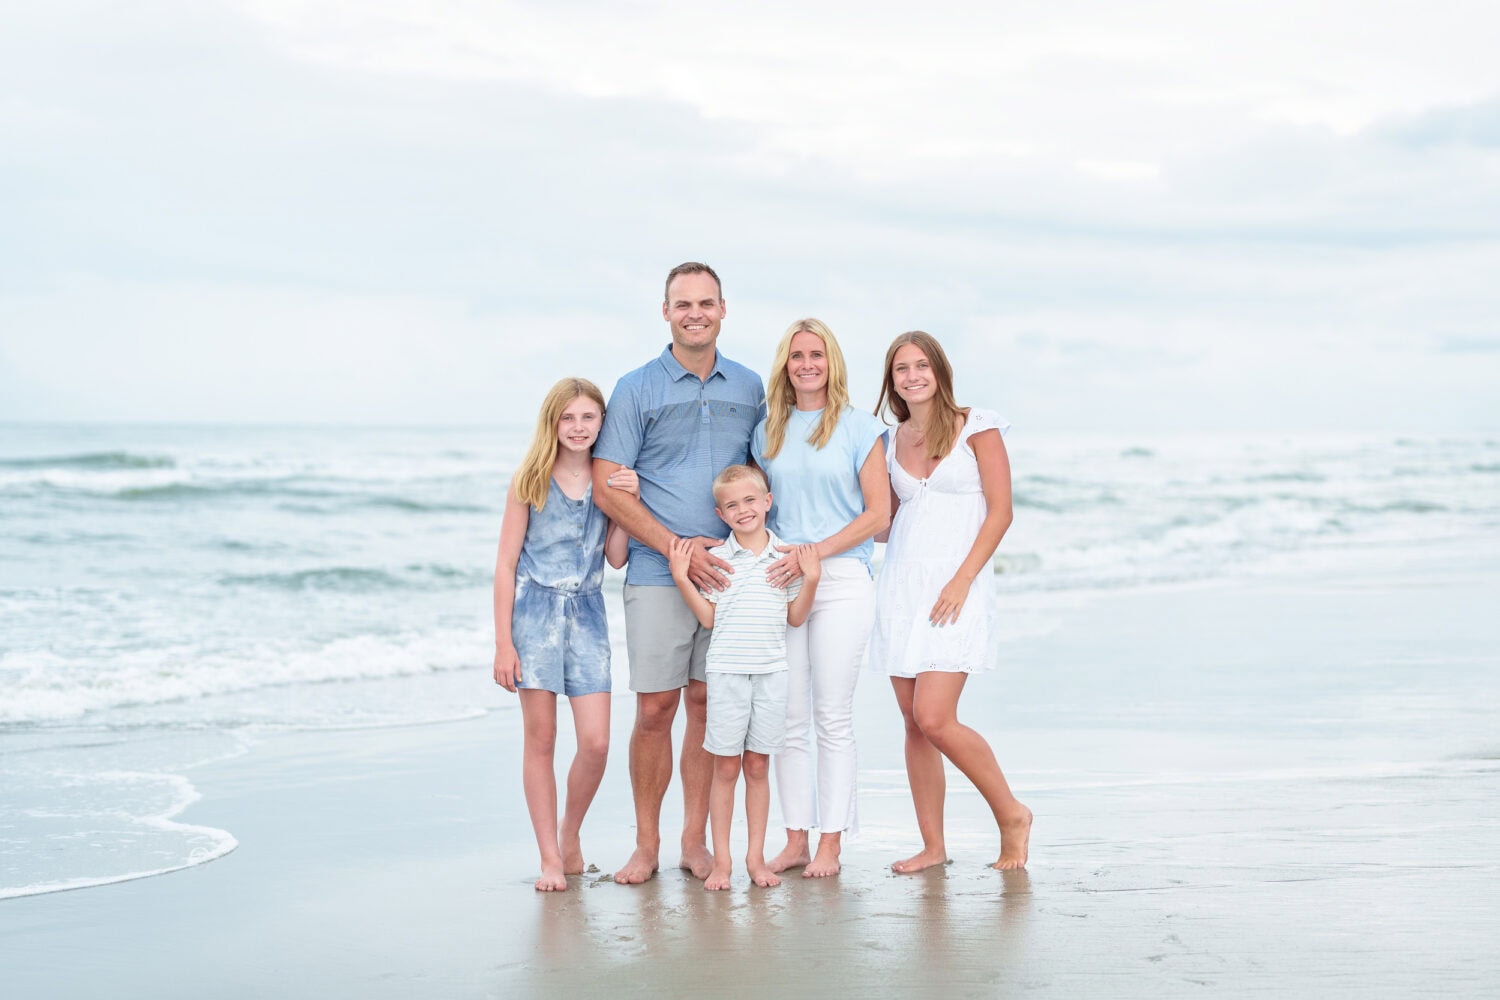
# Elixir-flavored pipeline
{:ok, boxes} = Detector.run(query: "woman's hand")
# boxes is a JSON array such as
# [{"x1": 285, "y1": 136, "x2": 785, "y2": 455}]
[
  {"x1": 929, "y1": 575, "x2": 973, "y2": 627},
  {"x1": 493, "y1": 644, "x2": 521, "y2": 692},
  {"x1": 605, "y1": 467, "x2": 640, "y2": 497},
  {"x1": 764, "y1": 546, "x2": 806, "y2": 589}
]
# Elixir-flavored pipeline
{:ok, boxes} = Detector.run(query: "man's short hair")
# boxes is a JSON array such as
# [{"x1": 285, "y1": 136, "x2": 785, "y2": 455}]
[
  {"x1": 664, "y1": 261, "x2": 723, "y2": 303},
  {"x1": 711, "y1": 463, "x2": 767, "y2": 496}
]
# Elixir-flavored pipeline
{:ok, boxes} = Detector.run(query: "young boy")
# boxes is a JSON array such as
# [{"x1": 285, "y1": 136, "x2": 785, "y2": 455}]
[{"x1": 668, "y1": 464, "x2": 820, "y2": 891}]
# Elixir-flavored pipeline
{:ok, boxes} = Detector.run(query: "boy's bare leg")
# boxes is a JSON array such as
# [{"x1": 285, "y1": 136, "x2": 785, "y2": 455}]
[
  {"x1": 742, "y1": 751, "x2": 781, "y2": 887},
  {"x1": 678, "y1": 679, "x2": 714, "y2": 879},
  {"x1": 890, "y1": 676, "x2": 949, "y2": 873},
  {"x1": 705, "y1": 754, "x2": 740, "y2": 891},
  {"x1": 519, "y1": 690, "x2": 567, "y2": 891},
  {"x1": 804, "y1": 831, "x2": 842, "y2": 878},
  {"x1": 559, "y1": 692, "x2": 610, "y2": 874},
  {"x1": 768, "y1": 828, "x2": 812, "y2": 873},
  {"x1": 911, "y1": 672, "x2": 1032, "y2": 870},
  {"x1": 614, "y1": 689, "x2": 680, "y2": 884}
]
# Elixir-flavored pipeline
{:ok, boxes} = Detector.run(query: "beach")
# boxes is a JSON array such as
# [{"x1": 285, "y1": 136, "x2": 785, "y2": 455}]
[{"x1": 5, "y1": 530, "x2": 1496, "y2": 998}]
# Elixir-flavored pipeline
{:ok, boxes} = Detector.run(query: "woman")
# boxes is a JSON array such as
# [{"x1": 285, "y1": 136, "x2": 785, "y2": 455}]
[
  {"x1": 752, "y1": 318, "x2": 890, "y2": 877},
  {"x1": 870, "y1": 331, "x2": 1032, "y2": 871}
]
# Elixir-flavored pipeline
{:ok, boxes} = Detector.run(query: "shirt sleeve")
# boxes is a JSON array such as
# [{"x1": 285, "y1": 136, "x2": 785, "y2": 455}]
[
  {"x1": 784, "y1": 576, "x2": 803, "y2": 604},
  {"x1": 849, "y1": 409, "x2": 889, "y2": 475},
  {"x1": 593, "y1": 377, "x2": 644, "y2": 467},
  {"x1": 964, "y1": 408, "x2": 1010, "y2": 448}
]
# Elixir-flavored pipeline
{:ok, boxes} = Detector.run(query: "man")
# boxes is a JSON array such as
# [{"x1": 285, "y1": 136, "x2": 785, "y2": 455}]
[{"x1": 592, "y1": 262, "x2": 766, "y2": 884}]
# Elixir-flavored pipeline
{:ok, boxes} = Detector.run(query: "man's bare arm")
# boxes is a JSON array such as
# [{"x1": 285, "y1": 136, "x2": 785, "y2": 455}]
[{"x1": 592, "y1": 457, "x2": 734, "y2": 590}]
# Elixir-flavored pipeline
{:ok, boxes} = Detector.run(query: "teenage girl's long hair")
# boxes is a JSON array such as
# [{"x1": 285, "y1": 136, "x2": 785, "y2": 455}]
[
  {"x1": 512, "y1": 377, "x2": 607, "y2": 510},
  {"x1": 761, "y1": 318, "x2": 851, "y2": 460},
  {"x1": 875, "y1": 331, "x2": 964, "y2": 461}
]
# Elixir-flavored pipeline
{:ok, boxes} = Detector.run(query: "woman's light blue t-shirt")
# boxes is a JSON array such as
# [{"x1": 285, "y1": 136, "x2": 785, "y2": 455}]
[{"x1": 752, "y1": 405, "x2": 887, "y2": 569}]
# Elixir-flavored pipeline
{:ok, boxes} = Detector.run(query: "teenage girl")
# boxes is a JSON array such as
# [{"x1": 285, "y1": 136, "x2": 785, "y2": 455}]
[
  {"x1": 870, "y1": 332, "x2": 1032, "y2": 872},
  {"x1": 493, "y1": 377, "x2": 636, "y2": 891}
]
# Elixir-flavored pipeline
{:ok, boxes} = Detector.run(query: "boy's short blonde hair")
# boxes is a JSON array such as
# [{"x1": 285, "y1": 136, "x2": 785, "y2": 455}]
[{"x1": 711, "y1": 464, "x2": 768, "y2": 498}]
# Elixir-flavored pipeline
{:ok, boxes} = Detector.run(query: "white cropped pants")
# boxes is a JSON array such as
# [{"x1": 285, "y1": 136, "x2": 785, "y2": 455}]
[{"x1": 774, "y1": 557, "x2": 874, "y2": 837}]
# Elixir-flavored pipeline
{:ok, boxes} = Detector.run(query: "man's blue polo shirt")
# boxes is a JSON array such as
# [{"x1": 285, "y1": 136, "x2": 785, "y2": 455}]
[{"x1": 595, "y1": 345, "x2": 766, "y2": 586}]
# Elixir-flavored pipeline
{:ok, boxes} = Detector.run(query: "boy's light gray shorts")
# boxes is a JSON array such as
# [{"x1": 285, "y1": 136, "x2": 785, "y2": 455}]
[
  {"x1": 623, "y1": 584, "x2": 710, "y2": 693},
  {"x1": 704, "y1": 670, "x2": 788, "y2": 756}
]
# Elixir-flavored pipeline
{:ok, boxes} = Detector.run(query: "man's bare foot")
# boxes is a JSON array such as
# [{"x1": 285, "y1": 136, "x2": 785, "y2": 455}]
[
  {"x1": 803, "y1": 841, "x2": 841, "y2": 878},
  {"x1": 891, "y1": 847, "x2": 948, "y2": 873},
  {"x1": 535, "y1": 860, "x2": 568, "y2": 892},
  {"x1": 679, "y1": 843, "x2": 714, "y2": 881},
  {"x1": 767, "y1": 840, "x2": 811, "y2": 874},
  {"x1": 561, "y1": 834, "x2": 585, "y2": 876},
  {"x1": 991, "y1": 806, "x2": 1033, "y2": 871},
  {"x1": 613, "y1": 846, "x2": 660, "y2": 885},
  {"x1": 704, "y1": 863, "x2": 733, "y2": 891},
  {"x1": 747, "y1": 861, "x2": 782, "y2": 888}
]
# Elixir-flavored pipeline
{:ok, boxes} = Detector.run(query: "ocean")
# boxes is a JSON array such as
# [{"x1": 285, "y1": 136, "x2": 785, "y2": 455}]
[{"x1": 2, "y1": 423, "x2": 1497, "y2": 899}]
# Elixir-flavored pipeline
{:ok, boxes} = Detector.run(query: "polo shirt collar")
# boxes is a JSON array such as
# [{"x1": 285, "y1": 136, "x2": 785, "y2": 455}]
[
  {"x1": 657, "y1": 344, "x2": 726, "y2": 383},
  {"x1": 724, "y1": 529, "x2": 782, "y2": 562}
]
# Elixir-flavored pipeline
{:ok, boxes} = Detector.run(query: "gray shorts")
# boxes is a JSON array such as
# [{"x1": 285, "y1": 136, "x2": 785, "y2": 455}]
[
  {"x1": 623, "y1": 584, "x2": 710, "y2": 693},
  {"x1": 705, "y1": 670, "x2": 788, "y2": 757}
]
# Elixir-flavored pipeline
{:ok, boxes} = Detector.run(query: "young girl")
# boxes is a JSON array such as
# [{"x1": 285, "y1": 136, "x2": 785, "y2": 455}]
[
  {"x1": 869, "y1": 332, "x2": 1033, "y2": 872},
  {"x1": 493, "y1": 377, "x2": 636, "y2": 892}
]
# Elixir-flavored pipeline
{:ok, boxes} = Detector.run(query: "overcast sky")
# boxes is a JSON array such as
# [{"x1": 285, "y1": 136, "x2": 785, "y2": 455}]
[{"x1": 3, "y1": 0, "x2": 1498, "y2": 431}]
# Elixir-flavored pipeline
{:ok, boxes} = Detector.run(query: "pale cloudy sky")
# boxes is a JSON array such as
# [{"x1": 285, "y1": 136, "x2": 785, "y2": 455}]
[{"x1": 3, "y1": 0, "x2": 1498, "y2": 430}]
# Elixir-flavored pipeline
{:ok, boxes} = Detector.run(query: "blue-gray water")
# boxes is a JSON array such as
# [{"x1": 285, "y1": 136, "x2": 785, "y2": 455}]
[{"x1": 2, "y1": 424, "x2": 1498, "y2": 898}]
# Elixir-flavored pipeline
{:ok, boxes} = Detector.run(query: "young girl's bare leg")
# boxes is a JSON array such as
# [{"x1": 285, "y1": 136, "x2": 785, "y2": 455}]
[
  {"x1": 890, "y1": 676, "x2": 949, "y2": 873},
  {"x1": 519, "y1": 689, "x2": 567, "y2": 891},
  {"x1": 559, "y1": 691, "x2": 610, "y2": 874},
  {"x1": 742, "y1": 751, "x2": 781, "y2": 887},
  {"x1": 705, "y1": 754, "x2": 740, "y2": 891},
  {"x1": 911, "y1": 672, "x2": 1032, "y2": 870}
]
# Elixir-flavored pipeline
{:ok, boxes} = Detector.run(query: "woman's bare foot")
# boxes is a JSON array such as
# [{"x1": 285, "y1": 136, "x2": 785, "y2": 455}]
[
  {"x1": 704, "y1": 862, "x2": 733, "y2": 891},
  {"x1": 991, "y1": 806, "x2": 1033, "y2": 871},
  {"x1": 561, "y1": 834, "x2": 586, "y2": 876},
  {"x1": 767, "y1": 833, "x2": 811, "y2": 874},
  {"x1": 803, "y1": 838, "x2": 842, "y2": 878},
  {"x1": 679, "y1": 843, "x2": 715, "y2": 880},
  {"x1": 613, "y1": 846, "x2": 660, "y2": 885},
  {"x1": 747, "y1": 861, "x2": 782, "y2": 887},
  {"x1": 535, "y1": 860, "x2": 568, "y2": 892},
  {"x1": 891, "y1": 847, "x2": 948, "y2": 874}
]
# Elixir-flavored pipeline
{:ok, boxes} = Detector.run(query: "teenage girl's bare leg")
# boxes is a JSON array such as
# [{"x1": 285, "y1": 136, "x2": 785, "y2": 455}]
[
  {"x1": 559, "y1": 691, "x2": 610, "y2": 874},
  {"x1": 678, "y1": 679, "x2": 715, "y2": 879},
  {"x1": 890, "y1": 676, "x2": 949, "y2": 873},
  {"x1": 519, "y1": 689, "x2": 567, "y2": 891},
  {"x1": 614, "y1": 689, "x2": 679, "y2": 884},
  {"x1": 911, "y1": 672, "x2": 1032, "y2": 870}
]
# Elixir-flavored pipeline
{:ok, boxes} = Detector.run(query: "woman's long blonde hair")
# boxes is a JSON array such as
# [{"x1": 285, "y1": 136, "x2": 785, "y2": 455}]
[
  {"x1": 761, "y1": 318, "x2": 850, "y2": 460},
  {"x1": 875, "y1": 331, "x2": 964, "y2": 461},
  {"x1": 512, "y1": 377, "x2": 607, "y2": 510}
]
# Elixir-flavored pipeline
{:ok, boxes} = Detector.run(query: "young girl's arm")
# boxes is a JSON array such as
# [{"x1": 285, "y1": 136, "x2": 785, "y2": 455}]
[
  {"x1": 668, "y1": 537, "x2": 715, "y2": 629},
  {"x1": 928, "y1": 427, "x2": 1013, "y2": 627},
  {"x1": 492, "y1": 487, "x2": 531, "y2": 692},
  {"x1": 785, "y1": 544, "x2": 822, "y2": 628},
  {"x1": 603, "y1": 468, "x2": 639, "y2": 569}
]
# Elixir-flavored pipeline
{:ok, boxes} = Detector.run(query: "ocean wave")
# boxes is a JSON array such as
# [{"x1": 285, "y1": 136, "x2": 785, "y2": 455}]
[
  {"x1": 0, "y1": 451, "x2": 175, "y2": 471},
  {"x1": 218, "y1": 564, "x2": 487, "y2": 591}
]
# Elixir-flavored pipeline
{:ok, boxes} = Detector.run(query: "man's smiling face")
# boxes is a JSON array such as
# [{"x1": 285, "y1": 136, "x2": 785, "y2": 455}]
[{"x1": 663, "y1": 271, "x2": 726, "y2": 352}]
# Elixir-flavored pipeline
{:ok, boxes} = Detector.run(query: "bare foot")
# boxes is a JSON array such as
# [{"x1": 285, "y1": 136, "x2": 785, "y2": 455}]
[
  {"x1": 747, "y1": 861, "x2": 782, "y2": 888},
  {"x1": 704, "y1": 863, "x2": 733, "y2": 891},
  {"x1": 679, "y1": 843, "x2": 714, "y2": 881},
  {"x1": 613, "y1": 846, "x2": 660, "y2": 885},
  {"x1": 891, "y1": 847, "x2": 948, "y2": 874},
  {"x1": 535, "y1": 860, "x2": 567, "y2": 892},
  {"x1": 991, "y1": 806, "x2": 1033, "y2": 871},
  {"x1": 803, "y1": 842, "x2": 841, "y2": 879},
  {"x1": 767, "y1": 840, "x2": 811, "y2": 875},
  {"x1": 561, "y1": 834, "x2": 585, "y2": 876}
]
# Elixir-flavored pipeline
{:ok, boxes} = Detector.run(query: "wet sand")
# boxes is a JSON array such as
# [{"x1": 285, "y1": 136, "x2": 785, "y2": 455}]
[{"x1": 4, "y1": 535, "x2": 1498, "y2": 998}]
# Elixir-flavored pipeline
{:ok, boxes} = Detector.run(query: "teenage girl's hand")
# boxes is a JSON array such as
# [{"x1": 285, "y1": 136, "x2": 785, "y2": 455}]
[
  {"x1": 604, "y1": 467, "x2": 639, "y2": 497},
  {"x1": 929, "y1": 575, "x2": 972, "y2": 628},
  {"x1": 493, "y1": 643, "x2": 521, "y2": 692},
  {"x1": 794, "y1": 544, "x2": 822, "y2": 583},
  {"x1": 685, "y1": 536, "x2": 733, "y2": 592},
  {"x1": 765, "y1": 546, "x2": 806, "y2": 589}
]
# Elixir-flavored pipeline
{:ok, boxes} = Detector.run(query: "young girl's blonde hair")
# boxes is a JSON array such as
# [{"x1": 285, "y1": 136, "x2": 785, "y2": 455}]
[
  {"x1": 760, "y1": 318, "x2": 851, "y2": 460},
  {"x1": 512, "y1": 377, "x2": 607, "y2": 510},
  {"x1": 875, "y1": 331, "x2": 964, "y2": 461}
]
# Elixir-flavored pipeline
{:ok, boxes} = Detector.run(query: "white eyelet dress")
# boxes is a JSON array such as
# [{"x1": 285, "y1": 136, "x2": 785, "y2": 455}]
[{"x1": 871, "y1": 408, "x2": 1008, "y2": 677}]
